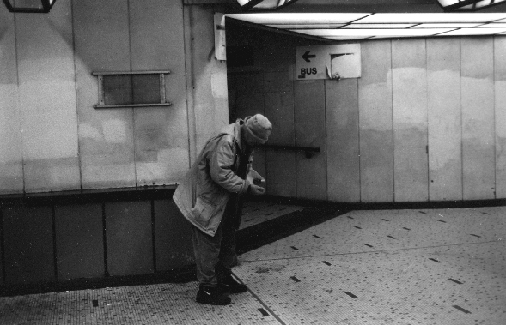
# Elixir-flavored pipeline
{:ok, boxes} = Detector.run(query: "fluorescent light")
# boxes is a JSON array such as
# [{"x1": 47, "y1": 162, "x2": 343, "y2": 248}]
[
  {"x1": 342, "y1": 23, "x2": 417, "y2": 29},
  {"x1": 226, "y1": 13, "x2": 370, "y2": 25},
  {"x1": 267, "y1": 23, "x2": 349, "y2": 29},
  {"x1": 439, "y1": 27, "x2": 506, "y2": 35},
  {"x1": 435, "y1": 0, "x2": 506, "y2": 11},
  {"x1": 358, "y1": 13, "x2": 506, "y2": 23},
  {"x1": 414, "y1": 23, "x2": 483, "y2": 28},
  {"x1": 436, "y1": 0, "x2": 477, "y2": 10},
  {"x1": 290, "y1": 28, "x2": 453, "y2": 37},
  {"x1": 3, "y1": 0, "x2": 58, "y2": 13},
  {"x1": 236, "y1": 0, "x2": 299, "y2": 11},
  {"x1": 457, "y1": 0, "x2": 506, "y2": 10},
  {"x1": 225, "y1": 12, "x2": 506, "y2": 41},
  {"x1": 479, "y1": 22, "x2": 506, "y2": 27}
]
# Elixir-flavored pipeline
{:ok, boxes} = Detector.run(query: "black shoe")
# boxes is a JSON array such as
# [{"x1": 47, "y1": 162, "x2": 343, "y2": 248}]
[
  {"x1": 196, "y1": 285, "x2": 231, "y2": 305},
  {"x1": 219, "y1": 273, "x2": 248, "y2": 294}
]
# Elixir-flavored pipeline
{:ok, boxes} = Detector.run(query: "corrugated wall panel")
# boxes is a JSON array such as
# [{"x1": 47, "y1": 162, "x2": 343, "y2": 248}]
[
  {"x1": 55, "y1": 204, "x2": 104, "y2": 280},
  {"x1": 73, "y1": 0, "x2": 136, "y2": 189},
  {"x1": 495, "y1": 36, "x2": 506, "y2": 199},
  {"x1": 294, "y1": 80, "x2": 327, "y2": 200},
  {"x1": 358, "y1": 40, "x2": 394, "y2": 202},
  {"x1": 106, "y1": 201, "x2": 153, "y2": 276},
  {"x1": 461, "y1": 38, "x2": 496, "y2": 200},
  {"x1": 129, "y1": 0, "x2": 189, "y2": 186},
  {"x1": 427, "y1": 38, "x2": 462, "y2": 201},
  {"x1": 392, "y1": 39, "x2": 429, "y2": 202},
  {"x1": 16, "y1": 1, "x2": 80, "y2": 192},
  {"x1": 326, "y1": 79, "x2": 360, "y2": 202},
  {"x1": 3, "y1": 206, "x2": 54, "y2": 285},
  {"x1": 154, "y1": 200, "x2": 194, "y2": 271},
  {"x1": 0, "y1": 9, "x2": 23, "y2": 195}
]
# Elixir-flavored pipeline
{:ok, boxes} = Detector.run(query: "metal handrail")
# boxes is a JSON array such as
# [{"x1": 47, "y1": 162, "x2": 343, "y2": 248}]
[{"x1": 261, "y1": 144, "x2": 320, "y2": 158}]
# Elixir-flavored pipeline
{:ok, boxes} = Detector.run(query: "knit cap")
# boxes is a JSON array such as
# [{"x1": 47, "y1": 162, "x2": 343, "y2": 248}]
[{"x1": 245, "y1": 114, "x2": 272, "y2": 143}]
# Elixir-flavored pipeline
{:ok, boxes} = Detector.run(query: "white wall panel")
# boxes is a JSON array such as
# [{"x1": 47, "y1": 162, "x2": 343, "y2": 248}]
[
  {"x1": 358, "y1": 40, "x2": 394, "y2": 202},
  {"x1": 73, "y1": 0, "x2": 136, "y2": 189},
  {"x1": 0, "y1": 9, "x2": 23, "y2": 194},
  {"x1": 295, "y1": 80, "x2": 327, "y2": 201},
  {"x1": 427, "y1": 38, "x2": 462, "y2": 201},
  {"x1": 189, "y1": 6, "x2": 229, "y2": 155},
  {"x1": 495, "y1": 36, "x2": 506, "y2": 199},
  {"x1": 392, "y1": 39, "x2": 429, "y2": 202},
  {"x1": 326, "y1": 79, "x2": 360, "y2": 202},
  {"x1": 461, "y1": 37, "x2": 495, "y2": 200},
  {"x1": 130, "y1": 0, "x2": 189, "y2": 185},
  {"x1": 16, "y1": 1, "x2": 80, "y2": 192}
]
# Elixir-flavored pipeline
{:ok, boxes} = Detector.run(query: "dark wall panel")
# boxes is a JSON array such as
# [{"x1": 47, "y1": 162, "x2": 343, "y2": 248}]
[
  {"x1": 0, "y1": 211, "x2": 3, "y2": 285},
  {"x1": 154, "y1": 200, "x2": 194, "y2": 271},
  {"x1": 55, "y1": 203, "x2": 104, "y2": 280},
  {"x1": 3, "y1": 206, "x2": 54, "y2": 285},
  {"x1": 230, "y1": 71, "x2": 267, "y2": 183},
  {"x1": 106, "y1": 201, "x2": 153, "y2": 276},
  {"x1": 229, "y1": 71, "x2": 265, "y2": 121}
]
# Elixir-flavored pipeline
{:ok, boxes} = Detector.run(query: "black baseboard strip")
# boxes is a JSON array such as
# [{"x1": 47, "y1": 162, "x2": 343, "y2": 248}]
[{"x1": 1, "y1": 196, "x2": 504, "y2": 297}]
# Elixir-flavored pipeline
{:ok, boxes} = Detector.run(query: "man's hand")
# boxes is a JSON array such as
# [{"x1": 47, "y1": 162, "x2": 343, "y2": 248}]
[
  {"x1": 247, "y1": 170, "x2": 263, "y2": 185},
  {"x1": 249, "y1": 184, "x2": 265, "y2": 196}
]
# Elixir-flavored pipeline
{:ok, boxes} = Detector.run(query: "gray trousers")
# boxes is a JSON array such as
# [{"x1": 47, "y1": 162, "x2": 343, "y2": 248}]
[{"x1": 191, "y1": 195, "x2": 241, "y2": 286}]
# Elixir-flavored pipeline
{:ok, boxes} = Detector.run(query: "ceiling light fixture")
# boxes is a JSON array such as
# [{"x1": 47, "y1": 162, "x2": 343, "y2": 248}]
[
  {"x1": 237, "y1": 0, "x2": 298, "y2": 11},
  {"x1": 436, "y1": 0, "x2": 506, "y2": 11},
  {"x1": 3, "y1": 0, "x2": 57, "y2": 13},
  {"x1": 225, "y1": 12, "x2": 506, "y2": 40}
]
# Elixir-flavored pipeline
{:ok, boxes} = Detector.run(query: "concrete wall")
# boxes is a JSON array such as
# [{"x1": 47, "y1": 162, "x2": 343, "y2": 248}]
[
  {"x1": 0, "y1": 1, "x2": 229, "y2": 287},
  {"x1": 0, "y1": 0, "x2": 231, "y2": 194},
  {"x1": 2, "y1": 0, "x2": 506, "y2": 288},
  {"x1": 73, "y1": 0, "x2": 189, "y2": 189},
  {"x1": 228, "y1": 23, "x2": 506, "y2": 202},
  {"x1": 2, "y1": 1, "x2": 505, "y2": 199}
]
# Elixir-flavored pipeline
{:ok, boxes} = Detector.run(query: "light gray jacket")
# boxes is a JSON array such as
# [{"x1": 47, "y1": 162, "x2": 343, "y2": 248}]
[{"x1": 173, "y1": 120, "x2": 252, "y2": 237}]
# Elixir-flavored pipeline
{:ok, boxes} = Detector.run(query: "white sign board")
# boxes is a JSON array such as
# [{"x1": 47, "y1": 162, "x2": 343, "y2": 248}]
[{"x1": 295, "y1": 44, "x2": 361, "y2": 80}]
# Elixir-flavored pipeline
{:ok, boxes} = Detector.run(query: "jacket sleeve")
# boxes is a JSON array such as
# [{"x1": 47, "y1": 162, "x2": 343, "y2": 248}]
[{"x1": 209, "y1": 137, "x2": 250, "y2": 194}]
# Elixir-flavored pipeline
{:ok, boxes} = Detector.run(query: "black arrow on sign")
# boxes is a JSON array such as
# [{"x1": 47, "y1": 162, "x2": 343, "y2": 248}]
[{"x1": 302, "y1": 51, "x2": 316, "y2": 62}]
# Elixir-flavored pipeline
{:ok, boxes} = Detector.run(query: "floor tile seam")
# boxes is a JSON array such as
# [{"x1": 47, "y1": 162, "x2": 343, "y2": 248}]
[
  {"x1": 240, "y1": 239, "x2": 503, "y2": 263},
  {"x1": 240, "y1": 286, "x2": 287, "y2": 325}
]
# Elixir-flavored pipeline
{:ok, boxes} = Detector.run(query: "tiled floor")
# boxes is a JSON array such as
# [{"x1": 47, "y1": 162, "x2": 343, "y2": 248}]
[
  {"x1": 0, "y1": 204, "x2": 504, "y2": 325},
  {"x1": 239, "y1": 200, "x2": 304, "y2": 230}
]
